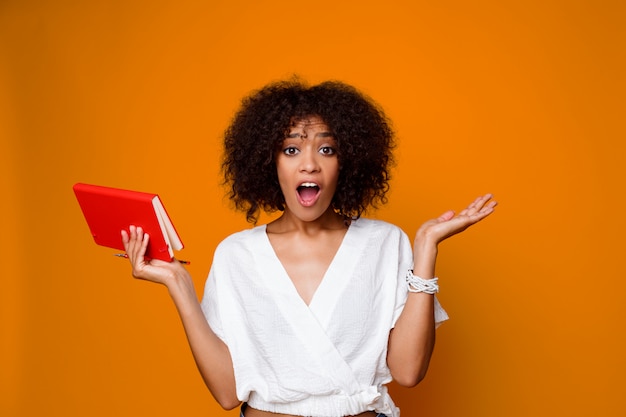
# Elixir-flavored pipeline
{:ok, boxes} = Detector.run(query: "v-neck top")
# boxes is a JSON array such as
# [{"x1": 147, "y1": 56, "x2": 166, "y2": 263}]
[{"x1": 200, "y1": 218, "x2": 448, "y2": 417}]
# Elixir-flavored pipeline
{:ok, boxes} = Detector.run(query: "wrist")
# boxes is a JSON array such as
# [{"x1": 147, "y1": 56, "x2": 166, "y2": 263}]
[
  {"x1": 413, "y1": 239, "x2": 438, "y2": 260},
  {"x1": 412, "y1": 240, "x2": 438, "y2": 279},
  {"x1": 414, "y1": 228, "x2": 441, "y2": 248},
  {"x1": 166, "y1": 270, "x2": 195, "y2": 298},
  {"x1": 406, "y1": 270, "x2": 439, "y2": 294}
]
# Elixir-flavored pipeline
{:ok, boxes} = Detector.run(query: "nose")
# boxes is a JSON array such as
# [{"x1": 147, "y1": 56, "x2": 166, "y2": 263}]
[{"x1": 299, "y1": 148, "x2": 320, "y2": 173}]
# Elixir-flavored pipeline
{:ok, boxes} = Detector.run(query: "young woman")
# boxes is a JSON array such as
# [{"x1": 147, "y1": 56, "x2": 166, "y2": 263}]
[{"x1": 121, "y1": 79, "x2": 496, "y2": 417}]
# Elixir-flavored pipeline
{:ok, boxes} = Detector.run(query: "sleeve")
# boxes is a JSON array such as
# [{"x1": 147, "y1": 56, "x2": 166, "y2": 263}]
[
  {"x1": 200, "y1": 259, "x2": 226, "y2": 342},
  {"x1": 391, "y1": 229, "x2": 413, "y2": 328},
  {"x1": 433, "y1": 296, "x2": 449, "y2": 328},
  {"x1": 392, "y1": 227, "x2": 449, "y2": 329}
]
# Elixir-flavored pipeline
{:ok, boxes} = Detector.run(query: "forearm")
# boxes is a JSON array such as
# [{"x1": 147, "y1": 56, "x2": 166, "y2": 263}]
[
  {"x1": 122, "y1": 227, "x2": 239, "y2": 408},
  {"x1": 387, "y1": 240, "x2": 438, "y2": 387},
  {"x1": 388, "y1": 194, "x2": 497, "y2": 386},
  {"x1": 167, "y1": 274, "x2": 240, "y2": 410}
]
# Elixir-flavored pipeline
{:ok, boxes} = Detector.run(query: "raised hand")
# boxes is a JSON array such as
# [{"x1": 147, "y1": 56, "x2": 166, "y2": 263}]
[
  {"x1": 121, "y1": 225, "x2": 188, "y2": 286},
  {"x1": 415, "y1": 194, "x2": 497, "y2": 246},
  {"x1": 121, "y1": 226, "x2": 238, "y2": 406}
]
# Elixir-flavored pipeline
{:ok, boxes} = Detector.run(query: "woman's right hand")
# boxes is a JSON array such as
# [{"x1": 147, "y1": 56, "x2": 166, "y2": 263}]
[
  {"x1": 121, "y1": 225, "x2": 238, "y2": 407},
  {"x1": 121, "y1": 225, "x2": 189, "y2": 286}
]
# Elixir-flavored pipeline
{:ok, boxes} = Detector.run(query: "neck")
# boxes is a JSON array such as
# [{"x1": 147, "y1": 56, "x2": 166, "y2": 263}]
[{"x1": 268, "y1": 207, "x2": 347, "y2": 235}]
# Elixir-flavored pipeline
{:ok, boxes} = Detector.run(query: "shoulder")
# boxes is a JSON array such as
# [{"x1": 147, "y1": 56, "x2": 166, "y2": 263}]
[
  {"x1": 350, "y1": 217, "x2": 407, "y2": 239},
  {"x1": 214, "y1": 224, "x2": 267, "y2": 258},
  {"x1": 349, "y1": 218, "x2": 411, "y2": 253}
]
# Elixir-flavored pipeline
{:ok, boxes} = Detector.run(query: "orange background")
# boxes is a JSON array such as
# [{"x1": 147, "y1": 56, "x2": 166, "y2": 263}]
[{"x1": 1, "y1": 1, "x2": 624, "y2": 416}]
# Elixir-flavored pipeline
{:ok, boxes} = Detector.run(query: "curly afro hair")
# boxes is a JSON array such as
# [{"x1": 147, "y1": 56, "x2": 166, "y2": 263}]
[{"x1": 222, "y1": 78, "x2": 395, "y2": 223}]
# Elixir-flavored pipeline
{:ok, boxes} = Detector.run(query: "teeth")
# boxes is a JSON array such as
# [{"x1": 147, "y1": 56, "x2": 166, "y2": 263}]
[{"x1": 300, "y1": 182, "x2": 318, "y2": 188}]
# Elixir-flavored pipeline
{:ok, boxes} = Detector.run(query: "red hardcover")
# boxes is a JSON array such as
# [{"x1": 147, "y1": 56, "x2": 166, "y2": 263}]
[{"x1": 73, "y1": 183, "x2": 183, "y2": 262}]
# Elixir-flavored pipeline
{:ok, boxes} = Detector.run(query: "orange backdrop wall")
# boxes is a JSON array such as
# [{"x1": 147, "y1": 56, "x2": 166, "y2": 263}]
[{"x1": 1, "y1": 1, "x2": 624, "y2": 416}]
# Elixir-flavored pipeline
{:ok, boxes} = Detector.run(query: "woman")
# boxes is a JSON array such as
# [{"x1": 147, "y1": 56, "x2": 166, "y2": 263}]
[{"x1": 122, "y1": 79, "x2": 496, "y2": 417}]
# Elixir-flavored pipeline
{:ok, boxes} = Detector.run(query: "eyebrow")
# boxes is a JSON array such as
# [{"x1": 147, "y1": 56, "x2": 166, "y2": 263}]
[{"x1": 285, "y1": 131, "x2": 334, "y2": 139}]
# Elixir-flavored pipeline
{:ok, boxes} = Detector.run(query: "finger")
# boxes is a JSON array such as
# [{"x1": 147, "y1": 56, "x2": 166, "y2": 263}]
[
  {"x1": 469, "y1": 200, "x2": 497, "y2": 222},
  {"x1": 461, "y1": 194, "x2": 494, "y2": 216},
  {"x1": 127, "y1": 226, "x2": 145, "y2": 262},
  {"x1": 121, "y1": 229, "x2": 129, "y2": 249},
  {"x1": 132, "y1": 227, "x2": 146, "y2": 257},
  {"x1": 473, "y1": 194, "x2": 492, "y2": 209},
  {"x1": 477, "y1": 194, "x2": 495, "y2": 212},
  {"x1": 129, "y1": 227, "x2": 150, "y2": 260},
  {"x1": 127, "y1": 225, "x2": 138, "y2": 250},
  {"x1": 475, "y1": 197, "x2": 497, "y2": 215},
  {"x1": 126, "y1": 225, "x2": 137, "y2": 251},
  {"x1": 140, "y1": 231, "x2": 150, "y2": 255},
  {"x1": 458, "y1": 198, "x2": 480, "y2": 216}
]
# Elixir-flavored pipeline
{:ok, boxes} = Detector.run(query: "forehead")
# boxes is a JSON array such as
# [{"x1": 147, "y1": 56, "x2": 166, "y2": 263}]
[{"x1": 289, "y1": 116, "x2": 329, "y2": 130}]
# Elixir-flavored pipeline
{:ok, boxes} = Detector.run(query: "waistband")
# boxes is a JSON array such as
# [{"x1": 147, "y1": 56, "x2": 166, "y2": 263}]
[{"x1": 240, "y1": 403, "x2": 388, "y2": 417}]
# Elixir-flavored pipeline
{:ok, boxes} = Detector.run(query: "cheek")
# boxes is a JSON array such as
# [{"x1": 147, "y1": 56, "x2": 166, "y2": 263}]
[
  {"x1": 275, "y1": 167, "x2": 295, "y2": 198},
  {"x1": 329, "y1": 159, "x2": 340, "y2": 178},
  {"x1": 274, "y1": 158, "x2": 289, "y2": 181}
]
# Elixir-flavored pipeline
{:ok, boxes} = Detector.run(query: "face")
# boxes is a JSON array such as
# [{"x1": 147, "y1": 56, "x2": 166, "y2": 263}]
[{"x1": 275, "y1": 116, "x2": 340, "y2": 223}]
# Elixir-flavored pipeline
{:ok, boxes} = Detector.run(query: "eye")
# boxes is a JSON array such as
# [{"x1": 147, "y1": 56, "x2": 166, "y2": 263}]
[
  {"x1": 319, "y1": 146, "x2": 336, "y2": 155},
  {"x1": 283, "y1": 146, "x2": 300, "y2": 156}
]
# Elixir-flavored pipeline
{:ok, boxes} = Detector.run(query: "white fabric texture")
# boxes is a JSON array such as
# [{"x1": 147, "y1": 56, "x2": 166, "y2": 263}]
[{"x1": 200, "y1": 218, "x2": 448, "y2": 417}]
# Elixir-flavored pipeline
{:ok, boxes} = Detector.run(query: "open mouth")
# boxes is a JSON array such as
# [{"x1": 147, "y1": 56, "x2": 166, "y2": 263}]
[{"x1": 297, "y1": 182, "x2": 320, "y2": 205}]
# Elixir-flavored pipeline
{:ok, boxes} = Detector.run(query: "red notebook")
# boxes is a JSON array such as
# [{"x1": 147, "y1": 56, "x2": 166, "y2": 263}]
[{"x1": 73, "y1": 183, "x2": 184, "y2": 262}]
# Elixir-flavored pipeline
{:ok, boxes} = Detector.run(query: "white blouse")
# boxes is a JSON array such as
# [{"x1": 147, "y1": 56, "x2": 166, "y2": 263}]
[{"x1": 200, "y1": 218, "x2": 448, "y2": 417}]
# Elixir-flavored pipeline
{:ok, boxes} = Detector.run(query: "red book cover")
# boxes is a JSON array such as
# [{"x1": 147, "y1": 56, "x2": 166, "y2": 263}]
[{"x1": 73, "y1": 183, "x2": 184, "y2": 262}]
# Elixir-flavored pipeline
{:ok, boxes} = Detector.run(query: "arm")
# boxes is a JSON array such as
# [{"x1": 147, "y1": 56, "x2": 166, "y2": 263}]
[
  {"x1": 387, "y1": 194, "x2": 497, "y2": 387},
  {"x1": 122, "y1": 226, "x2": 240, "y2": 410}
]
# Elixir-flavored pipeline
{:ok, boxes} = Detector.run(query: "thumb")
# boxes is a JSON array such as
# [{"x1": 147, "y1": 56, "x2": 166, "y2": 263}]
[{"x1": 438, "y1": 210, "x2": 455, "y2": 222}]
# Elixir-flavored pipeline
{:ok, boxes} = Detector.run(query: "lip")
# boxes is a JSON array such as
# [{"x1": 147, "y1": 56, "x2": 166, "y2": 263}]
[{"x1": 296, "y1": 181, "x2": 321, "y2": 207}]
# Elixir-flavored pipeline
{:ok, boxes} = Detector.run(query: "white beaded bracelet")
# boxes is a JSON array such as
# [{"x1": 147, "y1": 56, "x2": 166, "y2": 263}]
[{"x1": 406, "y1": 270, "x2": 439, "y2": 294}]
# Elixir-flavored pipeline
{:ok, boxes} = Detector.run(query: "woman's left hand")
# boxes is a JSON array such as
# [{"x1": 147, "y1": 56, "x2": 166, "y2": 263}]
[{"x1": 416, "y1": 193, "x2": 497, "y2": 246}]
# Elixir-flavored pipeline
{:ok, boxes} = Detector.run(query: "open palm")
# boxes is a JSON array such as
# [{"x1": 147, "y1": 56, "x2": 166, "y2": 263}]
[{"x1": 416, "y1": 194, "x2": 497, "y2": 245}]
